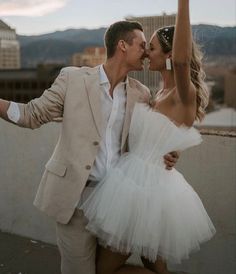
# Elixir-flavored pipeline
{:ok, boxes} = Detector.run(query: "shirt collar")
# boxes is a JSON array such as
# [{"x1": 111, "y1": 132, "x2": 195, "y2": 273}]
[
  {"x1": 99, "y1": 64, "x2": 129, "y2": 86},
  {"x1": 99, "y1": 64, "x2": 109, "y2": 85}
]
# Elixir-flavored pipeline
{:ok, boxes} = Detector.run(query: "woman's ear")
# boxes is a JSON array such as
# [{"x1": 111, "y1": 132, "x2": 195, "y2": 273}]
[{"x1": 166, "y1": 52, "x2": 172, "y2": 59}]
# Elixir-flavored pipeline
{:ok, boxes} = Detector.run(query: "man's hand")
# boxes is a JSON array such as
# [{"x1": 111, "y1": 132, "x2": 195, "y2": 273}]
[
  {"x1": 164, "y1": 151, "x2": 180, "y2": 170},
  {"x1": 0, "y1": 99, "x2": 10, "y2": 120}
]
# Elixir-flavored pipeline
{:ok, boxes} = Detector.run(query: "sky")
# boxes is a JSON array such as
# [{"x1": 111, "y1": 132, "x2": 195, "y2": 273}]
[{"x1": 0, "y1": 0, "x2": 235, "y2": 35}]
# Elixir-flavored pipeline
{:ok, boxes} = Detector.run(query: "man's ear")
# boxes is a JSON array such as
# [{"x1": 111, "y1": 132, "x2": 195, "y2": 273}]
[{"x1": 118, "y1": 40, "x2": 127, "y2": 52}]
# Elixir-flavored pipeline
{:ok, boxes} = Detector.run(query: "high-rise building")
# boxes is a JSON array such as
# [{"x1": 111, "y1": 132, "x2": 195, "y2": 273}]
[
  {"x1": 224, "y1": 70, "x2": 236, "y2": 109},
  {"x1": 0, "y1": 64, "x2": 62, "y2": 103},
  {"x1": 72, "y1": 47, "x2": 106, "y2": 67},
  {"x1": 126, "y1": 13, "x2": 176, "y2": 91},
  {"x1": 0, "y1": 19, "x2": 20, "y2": 69}
]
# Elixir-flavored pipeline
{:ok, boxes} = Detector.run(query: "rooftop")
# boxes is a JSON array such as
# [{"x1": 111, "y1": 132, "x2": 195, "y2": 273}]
[
  {"x1": 0, "y1": 19, "x2": 12, "y2": 31},
  {"x1": 0, "y1": 122, "x2": 235, "y2": 274},
  {"x1": 0, "y1": 230, "x2": 60, "y2": 274}
]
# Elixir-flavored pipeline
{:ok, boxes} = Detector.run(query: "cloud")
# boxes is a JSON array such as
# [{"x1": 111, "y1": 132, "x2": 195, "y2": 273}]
[{"x1": 0, "y1": 0, "x2": 69, "y2": 16}]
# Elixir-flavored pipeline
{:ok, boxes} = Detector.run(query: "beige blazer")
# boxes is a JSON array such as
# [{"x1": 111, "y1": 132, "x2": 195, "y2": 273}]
[{"x1": 17, "y1": 66, "x2": 149, "y2": 224}]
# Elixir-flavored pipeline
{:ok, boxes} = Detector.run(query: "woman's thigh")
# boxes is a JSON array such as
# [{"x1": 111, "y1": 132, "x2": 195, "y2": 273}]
[
  {"x1": 141, "y1": 256, "x2": 168, "y2": 273},
  {"x1": 96, "y1": 245, "x2": 131, "y2": 274}
]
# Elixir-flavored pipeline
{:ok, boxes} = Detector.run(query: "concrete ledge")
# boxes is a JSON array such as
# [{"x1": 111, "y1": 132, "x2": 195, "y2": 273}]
[{"x1": 0, "y1": 121, "x2": 235, "y2": 274}]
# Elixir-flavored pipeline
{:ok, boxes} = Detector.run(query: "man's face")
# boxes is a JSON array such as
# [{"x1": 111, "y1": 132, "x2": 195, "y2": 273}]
[{"x1": 125, "y1": 30, "x2": 147, "y2": 71}]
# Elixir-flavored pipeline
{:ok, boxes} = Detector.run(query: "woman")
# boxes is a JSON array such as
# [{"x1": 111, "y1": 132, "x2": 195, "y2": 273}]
[{"x1": 80, "y1": 1, "x2": 216, "y2": 274}]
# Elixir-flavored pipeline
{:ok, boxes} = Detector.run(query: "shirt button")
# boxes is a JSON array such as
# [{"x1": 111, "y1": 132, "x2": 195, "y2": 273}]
[
  {"x1": 93, "y1": 141, "x2": 99, "y2": 146},
  {"x1": 85, "y1": 165, "x2": 91, "y2": 170}
]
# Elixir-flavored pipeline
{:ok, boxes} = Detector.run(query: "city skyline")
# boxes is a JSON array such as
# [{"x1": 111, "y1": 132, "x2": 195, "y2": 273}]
[{"x1": 0, "y1": 0, "x2": 235, "y2": 35}]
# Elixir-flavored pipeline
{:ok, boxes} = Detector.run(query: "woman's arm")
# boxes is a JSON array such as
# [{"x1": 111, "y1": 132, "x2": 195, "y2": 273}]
[{"x1": 172, "y1": 0, "x2": 195, "y2": 105}]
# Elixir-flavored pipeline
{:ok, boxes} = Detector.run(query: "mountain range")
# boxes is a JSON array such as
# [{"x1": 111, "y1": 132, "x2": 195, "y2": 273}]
[{"x1": 17, "y1": 25, "x2": 236, "y2": 68}]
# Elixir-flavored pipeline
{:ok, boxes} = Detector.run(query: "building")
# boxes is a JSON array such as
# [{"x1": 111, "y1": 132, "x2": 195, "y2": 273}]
[
  {"x1": 0, "y1": 19, "x2": 20, "y2": 69},
  {"x1": 127, "y1": 13, "x2": 176, "y2": 41},
  {"x1": 0, "y1": 64, "x2": 62, "y2": 103},
  {"x1": 126, "y1": 13, "x2": 176, "y2": 91},
  {"x1": 204, "y1": 64, "x2": 236, "y2": 108},
  {"x1": 224, "y1": 69, "x2": 236, "y2": 109},
  {"x1": 71, "y1": 47, "x2": 106, "y2": 67},
  {"x1": 195, "y1": 107, "x2": 236, "y2": 131}
]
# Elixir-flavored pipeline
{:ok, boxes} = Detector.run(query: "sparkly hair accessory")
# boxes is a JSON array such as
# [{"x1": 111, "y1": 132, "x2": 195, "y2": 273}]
[{"x1": 156, "y1": 26, "x2": 175, "y2": 52}]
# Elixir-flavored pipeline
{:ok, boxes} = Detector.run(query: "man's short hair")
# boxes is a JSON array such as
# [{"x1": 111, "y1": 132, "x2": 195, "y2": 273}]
[{"x1": 104, "y1": 21, "x2": 143, "y2": 58}]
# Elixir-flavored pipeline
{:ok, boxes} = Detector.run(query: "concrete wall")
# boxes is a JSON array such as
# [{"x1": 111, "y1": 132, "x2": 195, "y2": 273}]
[
  {"x1": 0, "y1": 120, "x2": 235, "y2": 274},
  {"x1": 0, "y1": 121, "x2": 60, "y2": 244},
  {"x1": 169, "y1": 132, "x2": 236, "y2": 274}
]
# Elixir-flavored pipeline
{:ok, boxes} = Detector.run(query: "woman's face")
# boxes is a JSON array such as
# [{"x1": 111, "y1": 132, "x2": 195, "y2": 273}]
[{"x1": 148, "y1": 32, "x2": 169, "y2": 71}]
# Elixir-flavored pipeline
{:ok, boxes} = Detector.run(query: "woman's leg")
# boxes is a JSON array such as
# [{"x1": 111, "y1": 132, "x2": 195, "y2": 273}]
[
  {"x1": 96, "y1": 245, "x2": 130, "y2": 274},
  {"x1": 96, "y1": 245, "x2": 158, "y2": 274},
  {"x1": 141, "y1": 256, "x2": 170, "y2": 274}
]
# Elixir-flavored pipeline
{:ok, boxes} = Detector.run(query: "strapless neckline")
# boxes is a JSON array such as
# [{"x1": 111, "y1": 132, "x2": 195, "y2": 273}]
[{"x1": 137, "y1": 103, "x2": 191, "y2": 130}]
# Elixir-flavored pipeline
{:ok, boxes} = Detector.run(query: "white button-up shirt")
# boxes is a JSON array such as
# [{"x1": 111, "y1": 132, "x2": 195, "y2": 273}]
[
  {"x1": 89, "y1": 65, "x2": 127, "y2": 181},
  {"x1": 7, "y1": 65, "x2": 127, "y2": 182}
]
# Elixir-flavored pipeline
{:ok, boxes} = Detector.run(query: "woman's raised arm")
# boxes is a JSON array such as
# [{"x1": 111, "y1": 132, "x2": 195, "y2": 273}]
[{"x1": 172, "y1": 0, "x2": 195, "y2": 105}]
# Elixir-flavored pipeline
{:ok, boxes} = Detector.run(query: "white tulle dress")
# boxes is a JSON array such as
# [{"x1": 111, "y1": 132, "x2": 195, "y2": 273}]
[{"x1": 80, "y1": 103, "x2": 216, "y2": 264}]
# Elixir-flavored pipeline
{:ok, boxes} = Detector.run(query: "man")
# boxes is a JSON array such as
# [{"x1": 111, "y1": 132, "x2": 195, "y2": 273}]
[{"x1": 0, "y1": 21, "x2": 178, "y2": 274}]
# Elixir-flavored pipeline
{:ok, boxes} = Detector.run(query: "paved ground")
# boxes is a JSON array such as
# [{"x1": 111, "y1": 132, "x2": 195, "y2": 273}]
[
  {"x1": 0, "y1": 230, "x2": 60, "y2": 274},
  {"x1": 0, "y1": 230, "x2": 191, "y2": 274}
]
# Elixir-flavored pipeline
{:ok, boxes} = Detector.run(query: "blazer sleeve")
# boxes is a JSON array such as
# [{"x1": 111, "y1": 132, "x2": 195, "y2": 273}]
[{"x1": 17, "y1": 68, "x2": 68, "y2": 129}]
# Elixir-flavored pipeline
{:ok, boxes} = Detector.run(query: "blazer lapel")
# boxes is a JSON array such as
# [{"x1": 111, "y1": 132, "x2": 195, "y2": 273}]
[
  {"x1": 84, "y1": 67, "x2": 103, "y2": 137},
  {"x1": 121, "y1": 81, "x2": 140, "y2": 150},
  {"x1": 84, "y1": 69, "x2": 140, "y2": 148}
]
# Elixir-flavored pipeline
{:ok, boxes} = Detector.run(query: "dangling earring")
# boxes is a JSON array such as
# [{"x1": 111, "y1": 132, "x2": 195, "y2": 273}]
[{"x1": 166, "y1": 58, "x2": 172, "y2": 70}]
